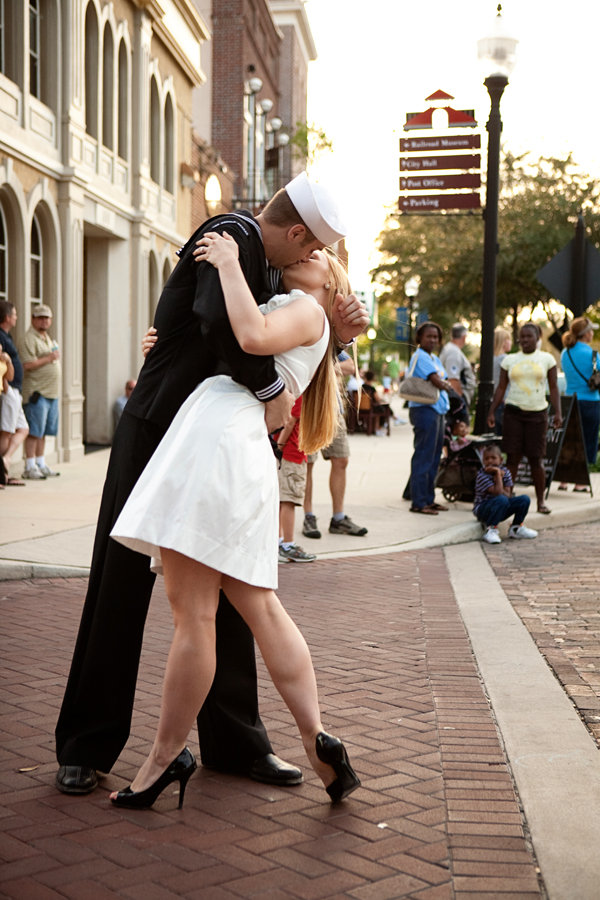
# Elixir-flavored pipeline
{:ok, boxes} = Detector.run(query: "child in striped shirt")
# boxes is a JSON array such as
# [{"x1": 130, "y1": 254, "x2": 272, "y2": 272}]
[{"x1": 473, "y1": 444, "x2": 538, "y2": 544}]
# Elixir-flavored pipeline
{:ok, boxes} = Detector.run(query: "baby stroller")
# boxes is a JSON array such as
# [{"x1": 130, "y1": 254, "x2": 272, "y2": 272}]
[
  {"x1": 435, "y1": 440, "x2": 483, "y2": 503},
  {"x1": 434, "y1": 391, "x2": 483, "y2": 503}
]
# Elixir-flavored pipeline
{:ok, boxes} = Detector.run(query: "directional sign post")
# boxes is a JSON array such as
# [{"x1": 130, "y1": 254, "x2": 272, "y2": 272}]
[{"x1": 398, "y1": 94, "x2": 482, "y2": 217}]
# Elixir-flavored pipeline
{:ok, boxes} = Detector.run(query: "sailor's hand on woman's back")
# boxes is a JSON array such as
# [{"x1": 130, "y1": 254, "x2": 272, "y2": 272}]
[{"x1": 141, "y1": 326, "x2": 158, "y2": 358}]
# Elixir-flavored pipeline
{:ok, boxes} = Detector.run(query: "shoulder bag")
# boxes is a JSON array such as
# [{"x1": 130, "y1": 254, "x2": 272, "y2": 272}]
[
  {"x1": 567, "y1": 348, "x2": 600, "y2": 391},
  {"x1": 399, "y1": 351, "x2": 440, "y2": 404}
]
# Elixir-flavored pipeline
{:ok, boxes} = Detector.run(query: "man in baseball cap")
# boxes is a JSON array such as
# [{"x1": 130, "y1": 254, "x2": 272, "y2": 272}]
[{"x1": 18, "y1": 304, "x2": 61, "y2": 478}]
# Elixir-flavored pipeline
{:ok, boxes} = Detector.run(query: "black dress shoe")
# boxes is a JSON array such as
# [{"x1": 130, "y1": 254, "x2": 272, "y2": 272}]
[
  {"x1": 56, "y1": 765, "x2": 98, "y2": 794},
  {"x1": 248, "y1": 753, "x2": 303, "y2": 786}
]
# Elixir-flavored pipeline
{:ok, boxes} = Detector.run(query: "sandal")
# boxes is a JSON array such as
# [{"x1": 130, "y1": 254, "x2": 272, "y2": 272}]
[
  {"x1": 6, "y1": 476, "x2": 26, "y2": 486},
  {"x1": 410, "y1": 506, "x2": 438, "y2": 515},
  {"x1": 537, "y1": 505, "x2": 552, "y2": 515},
  {"x1": 427, "y1": 503, "x2": 448, "y2": 511},
  {"x1": 572, "y1": 486, "x2": 589, "y2": 493}
]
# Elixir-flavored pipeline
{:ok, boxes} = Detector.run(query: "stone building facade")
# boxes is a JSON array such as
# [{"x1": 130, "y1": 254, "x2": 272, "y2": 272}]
[{"x1": 0, "y1": 0, "x2": 208, "y2": 453}]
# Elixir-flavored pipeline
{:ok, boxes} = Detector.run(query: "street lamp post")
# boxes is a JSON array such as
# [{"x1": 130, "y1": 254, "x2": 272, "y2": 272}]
[
  {"x1": 473, "y1": 5, "x2": 518, "y2": 434},
  {"x1": 265, "y1": 117, "x2": 289, "y2": 193},
  {"x1": 245, "y1": 76, "x2": 263, "y2": 206},
  {"x1": 404, "y1": 276, "x2": 420, "y2": 352}
]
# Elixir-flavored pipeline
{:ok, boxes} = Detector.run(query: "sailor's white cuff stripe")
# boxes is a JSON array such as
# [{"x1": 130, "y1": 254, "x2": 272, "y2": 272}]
[{"x1": 256, "y1": 377, "x2": 285, "y2": 401}]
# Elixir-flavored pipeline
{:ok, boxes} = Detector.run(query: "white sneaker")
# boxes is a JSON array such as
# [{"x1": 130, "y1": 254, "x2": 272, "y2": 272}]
[
  {"x1": 482, "y1": 526, "x2": 501, "y2": 544},
  {"x1": 37, "y1": 464, "x2": 60, "y2": 477},
  {"x1": 22, "y1": 465, "x2": 46, "y2": 480},
  {"x1": 509, "y1": 524, "x2": 538, "y2": 540}
]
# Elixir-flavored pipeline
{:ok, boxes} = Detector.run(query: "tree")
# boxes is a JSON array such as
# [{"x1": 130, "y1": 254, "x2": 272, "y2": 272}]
[
  {"x1": 371, "y1": 153, "x2": 600, "y2": 339},
  {"x1": 289, "y1": 122, "x2": 333, "y2": 168}
]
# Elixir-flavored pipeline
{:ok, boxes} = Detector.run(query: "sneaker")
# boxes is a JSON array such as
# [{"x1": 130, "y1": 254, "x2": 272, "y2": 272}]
[
  {"x1": 278, "y1": 546, "x2": 290, "y2": 564},
  {"x1": 302, "y1": 514, "x2": 321, "y2": 539},
  {"x1": 22, "y1": 465, "x2": 46, "y2": 480},
  {"x1": 508, "y1": 524, "x2": 538, "y2": 540},
  {"x1": 37, "y1": 464, "x2": 60, "y2": 477},
  {"x1": 482, "y1": 525, "x2": 501, "y2": 544},
  {"x1": 278, "y1": 543, "x2": 317, "y2": 563},
  {"x1": 329, "y1": 515, "x2": 368, "y2": 536}
]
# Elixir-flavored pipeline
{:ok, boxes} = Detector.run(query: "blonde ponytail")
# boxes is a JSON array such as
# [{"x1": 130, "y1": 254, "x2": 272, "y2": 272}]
[{"x1": 299, "y1": 253, "x2": 351, "y2": 454}]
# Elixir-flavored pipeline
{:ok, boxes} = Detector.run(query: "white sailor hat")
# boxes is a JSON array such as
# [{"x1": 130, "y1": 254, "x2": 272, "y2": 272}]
[{"x1": 284, "y1": 172, "x2": 347, "y2": 245}]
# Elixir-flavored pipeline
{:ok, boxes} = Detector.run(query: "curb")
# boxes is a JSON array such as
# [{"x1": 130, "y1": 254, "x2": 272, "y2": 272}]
[
  {"x1": 0, "y1": 562, "x2": 90, "y2": 582},
  {"x1": 3, "y1": 498, "x2": 599, "y2": 580}
]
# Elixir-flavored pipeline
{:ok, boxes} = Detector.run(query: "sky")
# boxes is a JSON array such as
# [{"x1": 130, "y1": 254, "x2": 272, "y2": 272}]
[{"x1": 304, "y1": 0, "x2": 600, "y2": 294}]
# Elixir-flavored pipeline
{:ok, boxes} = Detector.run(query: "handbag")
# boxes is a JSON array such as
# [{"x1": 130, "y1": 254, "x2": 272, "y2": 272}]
[
  {"x1": 567, "y1": 348, "x2": 600, "y2": 391},
  {"x1": 399, "y1": 351, "x2": 440, "y2": 404}
]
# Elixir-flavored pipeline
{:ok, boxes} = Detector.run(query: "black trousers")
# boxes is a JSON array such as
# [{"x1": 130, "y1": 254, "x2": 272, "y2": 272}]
[{"x1": 55, "y1": 411, "x2": 272, "y2": 773}]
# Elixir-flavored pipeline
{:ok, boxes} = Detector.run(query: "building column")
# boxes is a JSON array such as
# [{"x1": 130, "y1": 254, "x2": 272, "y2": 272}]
[{"x1": 57, "y1": 175, "x2": 85, "y2": 461}]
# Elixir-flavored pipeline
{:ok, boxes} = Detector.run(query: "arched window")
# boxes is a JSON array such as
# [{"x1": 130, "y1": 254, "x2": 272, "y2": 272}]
[
  {"x1": 102, "y1": 22, "x2": 114, "y2": 149},
  {"x1": 117, "y1": 39, "x2": 128, "y2": 160},
  {"x1": 29, "y1": 0, "x2": 41, "y2": 98},
  {"x1": 164, "y1": 94, "x2": 174, "y2": 192},
  {"x1": 150, "y1": 77, "x2": 160, "y2": 183},
  {"x1": 84, "y1": 3, "x2": 99, "y2": 138},
  {"x1": 30, "y1": 215, "x2": 42, "y2": 312},
  {"x1": 0, "y1": 205, "x2": 7, "y2": 303},
  {"x1": 162, "y1": 257, "x2": 171, "y2": 287}
]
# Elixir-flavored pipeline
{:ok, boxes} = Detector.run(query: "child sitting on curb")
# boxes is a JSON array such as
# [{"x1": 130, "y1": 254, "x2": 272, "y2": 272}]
[{"x1": 474, "y1": 444, "x2": 538, "y2": 544}]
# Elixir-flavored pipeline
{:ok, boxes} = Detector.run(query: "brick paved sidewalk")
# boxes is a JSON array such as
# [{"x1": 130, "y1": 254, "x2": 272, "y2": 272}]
[
  {"x1": 484, "y1": 522, "x2": 600, "y2": 747},
  {"x1": 1, "y1": 552, "x2": 543, "y2": 899}
]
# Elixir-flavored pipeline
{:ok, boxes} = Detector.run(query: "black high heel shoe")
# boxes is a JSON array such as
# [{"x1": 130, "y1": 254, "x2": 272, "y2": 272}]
[
  {"x1": 110, "y1": 747, "x2": 196, "y2": 810},
  {"x1": 315, "y1": 732, "x2": 360, "y2": 803}
]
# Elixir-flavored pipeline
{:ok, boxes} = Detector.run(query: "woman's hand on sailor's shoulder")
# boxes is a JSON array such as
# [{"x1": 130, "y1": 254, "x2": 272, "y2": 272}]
[{"x1": 193, "y1": 231, "x2": 239, "y2": 267}]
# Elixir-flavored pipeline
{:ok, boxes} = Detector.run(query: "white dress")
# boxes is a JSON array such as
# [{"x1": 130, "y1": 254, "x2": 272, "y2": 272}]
[{"x1": 110, "y1": 291, "x2": 329, "y2": 588}]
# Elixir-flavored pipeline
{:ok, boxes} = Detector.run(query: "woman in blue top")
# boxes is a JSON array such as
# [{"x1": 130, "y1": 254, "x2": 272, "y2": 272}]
[
  {"x1": 407, "y1": 322, "x2": 452, "y2": 514},
  {"x1": 560, "y1": 316, "x2": 600, "y2": 491}
]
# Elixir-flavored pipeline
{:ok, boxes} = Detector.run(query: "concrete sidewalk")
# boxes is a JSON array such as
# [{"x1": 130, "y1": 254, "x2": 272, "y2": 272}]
[
  {"x1": 2, "y1": 401, "x2": 599, "y2": 577},
  {"x1": 1, "y1": 409, "x2": 600, "y2": 898}
]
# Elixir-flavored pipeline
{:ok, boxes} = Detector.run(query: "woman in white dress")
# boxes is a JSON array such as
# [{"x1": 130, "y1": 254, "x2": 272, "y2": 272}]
[{"x1": 109, "y1": 233, "x2": 360, "y2": 809}]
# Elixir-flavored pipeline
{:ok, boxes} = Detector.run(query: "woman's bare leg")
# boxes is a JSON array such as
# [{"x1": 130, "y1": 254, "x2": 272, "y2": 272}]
[
  {"x1": 122, "y1": 550, "x2": 221, "y2": 794},
  {"x1": 221, "y1": 576, "x2": 335, "y2": 788},
  {"x1": 529, "y1": 456, "x2": 549, "y2": 510}
]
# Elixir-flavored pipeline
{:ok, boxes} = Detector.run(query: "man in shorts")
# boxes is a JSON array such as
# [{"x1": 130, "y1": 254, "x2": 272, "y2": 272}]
[
  {"x1": 302, "y1": 352, "x2": 368, "y2": 538},
  {"x1": 18, "y1": 303, "x2": 61, "y2": 479}
]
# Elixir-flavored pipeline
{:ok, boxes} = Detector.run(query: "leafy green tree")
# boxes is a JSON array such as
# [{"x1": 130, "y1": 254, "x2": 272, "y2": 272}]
[
  {"x1": 371, "y1": 153, "x2": 600, "y2": 341},
  {"x1": 289, "y1": 122, "x2": 333, "y2": 168}
]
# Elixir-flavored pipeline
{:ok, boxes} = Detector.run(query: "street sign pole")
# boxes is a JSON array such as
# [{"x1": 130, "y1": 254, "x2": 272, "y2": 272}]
[{"x1": 474, "y1": 74, "x2": 508, "y2": 435}]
